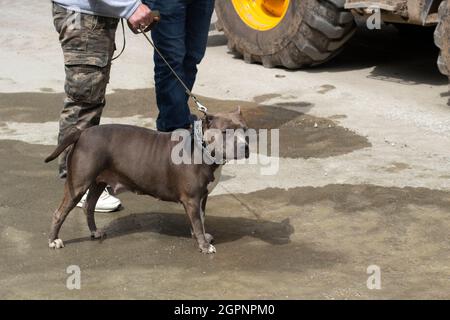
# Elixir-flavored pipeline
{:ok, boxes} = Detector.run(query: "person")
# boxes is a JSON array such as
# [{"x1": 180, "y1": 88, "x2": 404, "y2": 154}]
[
  {"x1": 142, "y1": 0, "x2": 215, "y2": 132},
  {"x1": 52, "y1": 0, "x2": 157, "y2": 212}
]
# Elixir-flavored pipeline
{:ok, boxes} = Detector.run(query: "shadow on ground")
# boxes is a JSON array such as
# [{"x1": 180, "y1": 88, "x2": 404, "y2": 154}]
[
  {"x1": 66, "y1": 212, "x2": 294, "y2": 246},
  {"x1": 323, "y1": 24, "x2": 447, "y2": 86},
  {"x1": 0, "y1": 137, "x2": 449, "y2": 298},
  {"x1": 210, "y1": 22, "x2": 447, "y2": 86}
]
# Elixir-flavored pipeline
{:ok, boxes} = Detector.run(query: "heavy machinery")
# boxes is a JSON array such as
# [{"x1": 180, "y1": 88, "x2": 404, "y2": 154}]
[{"x1": 215, "y1": 0, "x2": 449, "y2": 75}]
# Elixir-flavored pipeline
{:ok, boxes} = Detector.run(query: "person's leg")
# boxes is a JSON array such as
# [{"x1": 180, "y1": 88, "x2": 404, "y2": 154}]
[
  {"x1": 146, "y1": 0, "x2": 191, "y2": 132},
  {"x1": 57, "y1": 69, "x2": 109, "y2": 177},
  {"x1": 183, "y1": 0, "x2": 215, "y2": 92},
  {"x1": 52, "y1": 3, "x2": 118, "y2": 177}
]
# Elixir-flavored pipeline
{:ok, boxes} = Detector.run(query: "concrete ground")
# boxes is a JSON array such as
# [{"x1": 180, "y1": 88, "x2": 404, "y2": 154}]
[{"x1": 1, "y1": 1, "x2": 450, "y2": 299}]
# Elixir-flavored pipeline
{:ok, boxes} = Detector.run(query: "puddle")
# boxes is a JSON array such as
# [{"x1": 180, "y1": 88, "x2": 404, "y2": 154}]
[
  {"x1": 244, "y1": 105, "x2": 370, "y2": 158},
  {"x1": 39, "y1": 88, "x2": 55, "y2": 93},
  {"x1": 383, "y1": 162, "x2": 411, "y2": 173},
  {"x1": 253, "y1": 93, "x2": 282, "y2": 104},
  {"x1": 0, "y1": 116, "x2": 155, "y2": 145},
  {"x1": 217, "y1": 184, "x2": 450, "y2": 215},
  {"x1": 0, "y1": 138, "x2": 449, "y2": 299},
  {"x1": 0, "y1": 89, "x2": 370, "y2": 158},
  {"x1": 316, "y1": 84, "x2": 336, "y2": 94}
]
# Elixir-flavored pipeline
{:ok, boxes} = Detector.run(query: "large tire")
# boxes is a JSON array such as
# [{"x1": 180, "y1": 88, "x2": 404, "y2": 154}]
[
  {"x1": 215, "y1": 0, "x2": 356, "y2": 69},
  {"x1": 434, "y1": 0, "x2": 449, "y2": 76}
]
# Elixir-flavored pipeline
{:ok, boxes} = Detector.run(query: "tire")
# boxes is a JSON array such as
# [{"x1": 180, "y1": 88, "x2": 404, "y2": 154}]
[
  {"x1": 434, "y1": 0, "x2": 449, "y2": 76},
  {"x1": 215, "y1": 0, "x2": 356, "y2": 69}
]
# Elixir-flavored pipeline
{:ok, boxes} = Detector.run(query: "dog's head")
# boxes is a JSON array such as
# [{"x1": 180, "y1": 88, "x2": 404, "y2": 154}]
[{"x1": 202, "y1": 107, "x2": 250, "y2": 161}]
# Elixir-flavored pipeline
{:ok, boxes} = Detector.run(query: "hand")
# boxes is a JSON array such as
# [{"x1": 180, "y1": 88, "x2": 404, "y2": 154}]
[{"x1": 128, "y1": 4, "x2": 159, "y2": 33}]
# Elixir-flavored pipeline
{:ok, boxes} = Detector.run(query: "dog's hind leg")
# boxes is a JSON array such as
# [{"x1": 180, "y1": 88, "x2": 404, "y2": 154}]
[
  {"x1": 84, "y1": 182, "x2": 107, "y2": 240},
  {"x1": 48, "y1": 182, "x2": 87, "y2": 249}
]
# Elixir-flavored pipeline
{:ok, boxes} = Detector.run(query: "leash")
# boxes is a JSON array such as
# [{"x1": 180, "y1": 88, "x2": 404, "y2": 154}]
[
  {"x1": 116, "y1": 12, "x2": 215, "y2": 160},
  {"x1": 138, "y1": 12, "x2": 217, "y2": 161},
  {"x1": 112, "y1": 19, "x2": 126, "y2": 61},
  {"x1": 138, "y1": 11, "x2": 208, "y2": 115},
  {"x1": 111, "y1": 13, "x2": 208, "y2": 115}
]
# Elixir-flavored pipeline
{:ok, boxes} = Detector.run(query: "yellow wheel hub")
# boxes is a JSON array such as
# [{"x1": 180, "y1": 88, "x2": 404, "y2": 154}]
[{"x1": 231, "y1": 0, "x2": 290, "y2": 31}]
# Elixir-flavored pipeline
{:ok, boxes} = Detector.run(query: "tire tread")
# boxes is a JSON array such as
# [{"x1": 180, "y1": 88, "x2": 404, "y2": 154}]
[
  {"x1": 434, "y1": 0, "x2": 449, "y2": 75},
  {"x1": 217, "y1": 0, "x2": 356, "y2": 69}
]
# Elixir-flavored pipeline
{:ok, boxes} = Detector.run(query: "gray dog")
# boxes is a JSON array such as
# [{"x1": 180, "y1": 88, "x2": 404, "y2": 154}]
[{"x1": 45, "y1": 108, "x2": 249, "y2": 254}]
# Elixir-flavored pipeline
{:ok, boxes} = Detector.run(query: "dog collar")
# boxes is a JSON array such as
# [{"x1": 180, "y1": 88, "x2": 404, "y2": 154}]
[{"x1": 193, "y1": 120, "x2": 226, "y2": 165}]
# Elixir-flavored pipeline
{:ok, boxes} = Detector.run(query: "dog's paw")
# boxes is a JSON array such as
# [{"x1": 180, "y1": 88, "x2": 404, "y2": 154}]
[
  {"x1": 200, "y1": 244, "x2": 216, "y2": 254},
  {"x1": 205, "y1": 233, "x2": 214, "y2": 244},
  {"x1": 49, "y1": 239, "x2": 64, "y2": 249},
  {"x1": 91, "y1": 229, "x2": 106, "y2": 240}
]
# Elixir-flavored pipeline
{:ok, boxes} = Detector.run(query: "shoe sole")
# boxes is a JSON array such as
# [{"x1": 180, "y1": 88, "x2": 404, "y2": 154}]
[{"x1": 76, "y1": 204, "x2": 121, "y2": 213}]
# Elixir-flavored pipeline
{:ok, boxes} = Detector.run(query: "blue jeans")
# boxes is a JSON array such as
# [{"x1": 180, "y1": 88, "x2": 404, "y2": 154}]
[{"x1": 143, "y1": 0, "x2": 215, "y2": 132}]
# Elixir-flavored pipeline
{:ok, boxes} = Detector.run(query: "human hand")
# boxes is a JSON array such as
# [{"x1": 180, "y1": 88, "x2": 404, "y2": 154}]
[{"x1": 128, "y1": 4, "x2": 160, "y2": 33}]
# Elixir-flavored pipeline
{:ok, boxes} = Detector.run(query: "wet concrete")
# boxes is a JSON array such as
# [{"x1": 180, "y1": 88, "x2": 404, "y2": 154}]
[
  {"x1": 0, "y1": 90, "x2": 449, "y2": 299},
  {"x1": 1, "y1": 139, "x2": 449, "y2": 299},
  {"x1": 1, "y1": 2, "x2": 450, "y2": 299},
  {"x1": 0, "y1": 89, "x2": 370, "y2": 159}
]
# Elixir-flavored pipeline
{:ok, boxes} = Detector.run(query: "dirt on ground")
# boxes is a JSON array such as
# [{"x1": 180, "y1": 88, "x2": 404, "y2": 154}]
[
  {"x1": 0, "y1": 90, "x2": 449, "y2": 299},
  {"x1": 0, "y1": 89, "x2": 370, "y2": 159}
]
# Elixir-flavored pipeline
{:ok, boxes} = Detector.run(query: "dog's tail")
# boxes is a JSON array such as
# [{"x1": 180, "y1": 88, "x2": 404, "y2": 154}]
[{"x1": 44, "y1": 128, "x2": 82, "y2": 163}]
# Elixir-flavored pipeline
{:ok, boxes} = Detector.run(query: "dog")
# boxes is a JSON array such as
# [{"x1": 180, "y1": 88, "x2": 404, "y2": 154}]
[{"x1": 45, "y1": 107, "x2": 249, "y2": 254}]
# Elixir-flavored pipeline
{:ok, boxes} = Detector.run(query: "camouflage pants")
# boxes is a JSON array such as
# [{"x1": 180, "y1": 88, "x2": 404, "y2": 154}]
[{"x1": 52, "y1": 3, "x2": 119, "y2": 177}]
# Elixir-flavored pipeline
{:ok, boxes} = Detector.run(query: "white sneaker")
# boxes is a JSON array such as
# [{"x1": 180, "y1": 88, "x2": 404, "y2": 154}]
[{"x1": 77, "y1": 188, "x2": 122, "y2": 212}]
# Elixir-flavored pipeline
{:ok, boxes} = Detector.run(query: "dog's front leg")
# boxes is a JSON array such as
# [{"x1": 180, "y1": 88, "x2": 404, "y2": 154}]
[
  {"x1": 182, "y1": 198, "x2": 216, "y2": 254},
  {"x1": 190, "y1": 196, "x2": 214, "y2": 244},
  {"x1": 201, "y1": 196, "x2": 214, "y2": 244}
]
